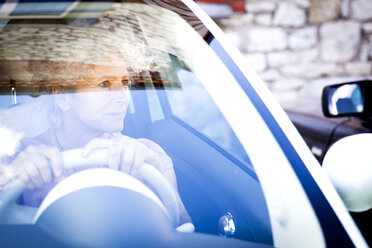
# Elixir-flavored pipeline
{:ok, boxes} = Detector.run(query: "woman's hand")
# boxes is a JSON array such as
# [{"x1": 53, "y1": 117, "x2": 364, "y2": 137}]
[
  {"x1": 11, "y1": 145, "x2": 63, "y2": 189},
  {"x1": 82, "y1": 135, "x2": 164, "y2": 177},
  {"x1": 83, "y1": 135, "x2": 192, "y2": 224}
]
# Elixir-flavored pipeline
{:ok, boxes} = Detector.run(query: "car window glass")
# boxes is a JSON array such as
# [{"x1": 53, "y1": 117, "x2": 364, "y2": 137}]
[
  {"x1": 165, "y1": 69, "x2": 250, "y2": 163},
  {"x1": 0, "y1": 3, "x2": 272, "y2": 244},
  {"x1": 0, "y1": 2, "x2": 330, "y2": 247}
]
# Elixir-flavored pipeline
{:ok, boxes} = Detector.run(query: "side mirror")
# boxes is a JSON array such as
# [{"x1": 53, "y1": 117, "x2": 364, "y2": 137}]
[
  {"x1": 322, "y1": 134, "x2": 372, "y2": 212},
  {"x1": 322, "y1": 80, "x2": 372, "y2": 120}
]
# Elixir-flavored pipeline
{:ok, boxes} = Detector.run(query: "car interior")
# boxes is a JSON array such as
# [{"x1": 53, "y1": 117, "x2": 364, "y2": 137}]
[
  {"x1": 0, "y1": 70, "x2": 274, "y2": 245},
  {"x1": 0, "y1": 1, "x2": 274, "y2": 245}
]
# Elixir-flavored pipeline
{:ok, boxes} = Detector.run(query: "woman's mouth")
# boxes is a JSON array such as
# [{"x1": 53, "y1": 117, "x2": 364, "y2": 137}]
[{"x1": 104, "y1": 111, "x2": 125, "y2": 118}]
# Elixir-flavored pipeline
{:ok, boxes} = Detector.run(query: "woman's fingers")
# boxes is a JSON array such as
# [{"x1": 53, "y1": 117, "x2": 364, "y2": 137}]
[
  {"x1": 13, "y1": 154, "x2": 36, "y2": 190},
  {"x1": 130, "y1": 148, "x2": 146, "y2": 177},
  {"x1": 82, "y1": 138, "x2": 111, "y2": 156},
  {"x1": 17, "y1": 146, "x2": 43, "y2": 189},
  {"x1": 120, "y1": 143, "x2": 135, "y2": 174},
  {"x1": 16, "y1": 167, "x2": 35, "y2": 190},
  {"x1": 30, "y1": 148, "x2": 52, "y2": 183},
  {"x1": 23, "y1": 161, "x2": 43, "y2": 188},
  {"x1": 140, "y1": 149, "x2": 162, "y2": 171},
  {"x1": 84, "y1": 138, "x2": 124, "y2": 170},
  {"x1": 12, "y1": 145, "x2": 63, "y2": 190},
  {"x1": 83, "y1": 136, "x2": 164, "y2": 178},
  {"x1": 108, "y1": 145, "x2": 122, "y2": 170},
  {"x1": 41, "y1": 146, "x2": 63, "y2": 178},
  {"x1": 122, "y1": 139, "x2": 163, "y2": 177}
]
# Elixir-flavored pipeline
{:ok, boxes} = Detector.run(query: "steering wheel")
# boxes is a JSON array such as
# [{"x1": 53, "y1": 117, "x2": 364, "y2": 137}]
[{"x1": 0, "y1": 148, "x2": 179, "y2": 227}]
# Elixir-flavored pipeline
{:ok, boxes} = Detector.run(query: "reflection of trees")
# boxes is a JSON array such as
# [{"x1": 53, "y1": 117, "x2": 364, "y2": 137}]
[{"x1": 0, "y1": 2, "x2": 206, "y2": 94}]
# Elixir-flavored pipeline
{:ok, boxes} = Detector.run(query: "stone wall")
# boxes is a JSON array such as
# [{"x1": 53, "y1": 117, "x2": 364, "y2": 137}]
[{"x1": 215, "y1": 0, "x2": 372, "y2": 110}]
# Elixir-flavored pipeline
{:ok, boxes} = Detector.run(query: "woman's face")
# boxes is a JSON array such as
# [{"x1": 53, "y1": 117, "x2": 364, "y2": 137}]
[{"x1": 65, "y1": 64, "x2": 131, "y2": 133}]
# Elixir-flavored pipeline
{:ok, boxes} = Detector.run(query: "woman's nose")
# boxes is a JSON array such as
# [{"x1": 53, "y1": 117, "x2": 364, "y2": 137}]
[{"x1": 110, "y1": 86, "x2": 130, "y2": 103}]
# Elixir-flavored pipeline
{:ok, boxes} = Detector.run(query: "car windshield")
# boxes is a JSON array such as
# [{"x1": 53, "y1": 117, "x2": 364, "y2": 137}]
[{"x1": 0, "y1": 1, "x2": 360, "y2": 247}]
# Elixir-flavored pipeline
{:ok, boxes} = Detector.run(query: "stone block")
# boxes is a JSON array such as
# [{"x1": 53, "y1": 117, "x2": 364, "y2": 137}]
[
  {"x1": 345, "y1": 62, "x2": 372, "y2": 75},
  {"x1": 271, "y1": 90, "x2": 300, "y2": 104},
  {"x1": 351, "y1": 0, "x2": 372, "y2": 21},
  {"x1": 245, "y1": 27, "x2": 287, "y2": 52},
  {"x1": 268, "y1": 48, "x2": 319, "y2": 67},
  {"x1": 255, "y1": 14, "x2": 272, "y2": 26},
  {"x1": 341, "y1": 0, "x2": 350, "y2": 17},
  {"x1": 320, "y1": 21, "x2": 361, "y2": 62},
  {"x1": 280, "y1": 63, "x2": 344, "y2": 78},
  {"x1": 271, "y1": 78, "x2": 306, "y2": 91},
  {"x1": 218, "y1": 13, "x2": 254, "y2": 27},
  {"x1": 273, "y1": 2, "x2": 306, "y2": 27},
  {"x1": 309, "y1": 0, "x2": 341, "y2": 24},
  {"x1": 260, "y1": 69, "x2": 282, "y2": 82},
  {"x1": 245, "y1": 1, "x2": 276, "y2": 13},
  {"x1": 289, "y1": 27, "x2": 318, "y2": 50}
]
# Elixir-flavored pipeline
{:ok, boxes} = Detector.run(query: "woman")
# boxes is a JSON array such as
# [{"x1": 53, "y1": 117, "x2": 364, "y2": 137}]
[{"x1": 0, "y1": 21, "x2": 191, "y2": 224}]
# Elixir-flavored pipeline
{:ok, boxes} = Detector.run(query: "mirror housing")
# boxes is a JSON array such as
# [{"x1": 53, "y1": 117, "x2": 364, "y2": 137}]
[
  {"x1": 323, "y1": 133, "x2": 372, "y2": 212},
  {"x1": 322, "y1": 80, "x2": 372, "y2": 120}
]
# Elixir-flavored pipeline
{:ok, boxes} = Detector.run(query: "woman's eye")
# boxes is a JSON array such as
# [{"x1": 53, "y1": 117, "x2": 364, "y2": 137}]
[
  {"x1": 121, "y1": 79, "x2": 129, "y2": 87},
  {"x1": 99, "y1": 80, "x2": 110, "y2": 87}
]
